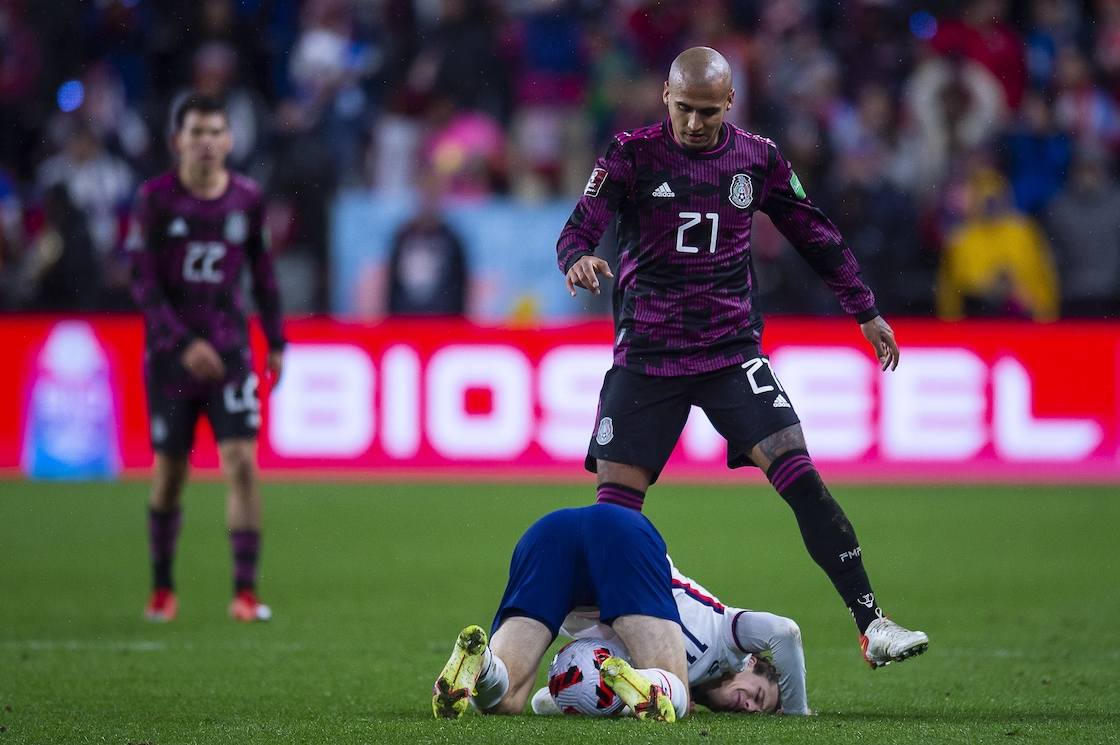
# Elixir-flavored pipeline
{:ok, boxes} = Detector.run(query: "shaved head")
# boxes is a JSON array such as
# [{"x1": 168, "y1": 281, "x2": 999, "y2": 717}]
[
  {"x1": 668, "y1": 47, "x2": 733, "y2": 96},
  {"x1": 663, "y1": 47, "x2": 735, "y2": 151}
]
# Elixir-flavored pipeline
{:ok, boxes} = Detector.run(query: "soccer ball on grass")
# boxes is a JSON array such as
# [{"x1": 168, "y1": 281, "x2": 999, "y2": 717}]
[{"x1": 546, "y1": 637, "x2": 628, "y2": 716}]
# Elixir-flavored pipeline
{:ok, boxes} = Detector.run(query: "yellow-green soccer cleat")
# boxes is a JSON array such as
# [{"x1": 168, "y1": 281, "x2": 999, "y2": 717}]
[
  {"x1": 432, "y1": 625, "x2": 488, "y2": 719},
  {"x1": 599, "y1": 656, "x2": 676, "y2": 722}
]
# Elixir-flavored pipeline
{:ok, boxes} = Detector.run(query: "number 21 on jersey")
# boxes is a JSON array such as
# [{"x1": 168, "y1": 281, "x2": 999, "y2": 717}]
[
  {"x1": 676, "y1": 212, "x2": 719, "y2": 254},
  {"x1": 183, "y1": 241, "x2": 226, "y2": 283}
]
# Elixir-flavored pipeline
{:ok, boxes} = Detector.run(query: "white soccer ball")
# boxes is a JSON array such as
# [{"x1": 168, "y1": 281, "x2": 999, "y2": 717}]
[{"x1": 546, "y1": 637, "x2": 628, "y2": 716}]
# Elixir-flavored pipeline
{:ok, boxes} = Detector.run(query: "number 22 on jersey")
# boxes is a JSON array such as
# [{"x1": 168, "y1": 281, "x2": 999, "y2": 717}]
[{"x1": 183, "y1": 241, "x2": 226, "y2": 283}]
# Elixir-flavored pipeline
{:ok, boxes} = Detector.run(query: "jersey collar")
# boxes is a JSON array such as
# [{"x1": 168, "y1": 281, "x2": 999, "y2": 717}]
[{"x1": 663, "y1": 120, "x2": 733, "y2": 159}]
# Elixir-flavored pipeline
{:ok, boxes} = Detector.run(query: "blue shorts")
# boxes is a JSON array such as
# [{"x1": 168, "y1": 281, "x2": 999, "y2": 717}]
[{"x1": 491, "y1": 504, "x2": 680, "y2": 639}]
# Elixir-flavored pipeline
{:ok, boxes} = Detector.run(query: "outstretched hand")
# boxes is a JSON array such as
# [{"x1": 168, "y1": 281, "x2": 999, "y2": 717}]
[
  {"x1": 860, "y1": 315, "x2": 900, "y2": 371},
  {"x1": 565, "y1": 256, "x2": 614, "y2": 296}
]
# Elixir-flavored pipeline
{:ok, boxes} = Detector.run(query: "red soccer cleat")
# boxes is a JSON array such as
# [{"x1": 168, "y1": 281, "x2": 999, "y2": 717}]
[
  {"x1": 229, "y1": 589, "x2": 272, "y2": 622},
  {"x1": 145, "y1": 588, "x2": 178, "y2": 622}
]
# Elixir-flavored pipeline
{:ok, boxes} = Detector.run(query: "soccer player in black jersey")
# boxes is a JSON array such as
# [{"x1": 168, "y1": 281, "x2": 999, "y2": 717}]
[
  {"x1": 130, "y1": 96, "x2": 285, "y2": 623},
  {"x1": 557, "y1": 47, "x2": 928, "y2": 668}
]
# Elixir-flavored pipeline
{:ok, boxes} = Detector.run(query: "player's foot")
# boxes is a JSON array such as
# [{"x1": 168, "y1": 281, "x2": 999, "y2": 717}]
[
  {"x1": 860, "y1": 611, "x2": 929, "y2": 668},
  {"x1": 229, "y1": 589, "x2": 272, "y2": 622},
  {"x1": 599, "y1": 656, "x2": 675, "y2": 722},
  {"x1": 531, "y1": 686, "x2": 561, "y2": 715},
  {"x1": 144, "y1": 588, "x2": 177, "y2": 622},
  {"x1": 432, "y1": 625, "x2": 488, "y2": 719}
]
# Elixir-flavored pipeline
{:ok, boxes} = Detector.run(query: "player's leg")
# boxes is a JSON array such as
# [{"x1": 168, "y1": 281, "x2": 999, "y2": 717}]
[
  {"x1": 585, "y1": 504, "x2": 689, "y2": 720},
  {"x1": 748, "y1": 426, "x2": 927, "y2": 666},
  {"x1": 609, "y1": 615, "x2": 688, "y2": 721},
  {"x1": 434, "y1": 509, "x2": 579, "y2": 717},
  {"x1": 144, "y1": 393, "x2": 200, "y2": 621},
  {"x1": 588, "y1": 367, "x2": 691, "y2": 511},
  {"x1": 217, "y1": 437, "x2": 270, "y2": 621},
  {"x1": 209, "y1": 373, "x2": 270, "y2": 621},
  {"x1": 482, "y1": 617, "x2": 554, "y2": 714},
  {"x1": 145, "y1": 453, "x2": 189, "y2": 620},
  {"x1": 702, "y1": 361, "x2": 927, "y2": 667}
]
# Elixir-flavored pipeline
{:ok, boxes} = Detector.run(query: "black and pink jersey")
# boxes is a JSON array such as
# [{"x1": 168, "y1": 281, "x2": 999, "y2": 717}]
[
  {"x1": 557, "y1": 121, "x2": 878, "y2": 376},
  {"x1": 128, "y1": 172, "x2": 284, "y2": 397}
]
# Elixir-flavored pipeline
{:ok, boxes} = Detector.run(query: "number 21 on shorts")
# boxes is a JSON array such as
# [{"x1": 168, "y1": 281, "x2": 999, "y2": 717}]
[{"x1": 741, "y1": 357, "x2": 784, "y2": 395}]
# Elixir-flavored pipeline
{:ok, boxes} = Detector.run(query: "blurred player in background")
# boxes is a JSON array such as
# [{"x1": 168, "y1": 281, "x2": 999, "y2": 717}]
[
  {"x1": 531, "y1": 556, "x2": 810, "y2": 716},
  {"x1": 433, "y1": 502, "x2": 689, "y2": 722},
  {"x1": 558, "y1": 46, "x2": 927, "y2": 668},
  {"x1": 128, "y1": 95, "x2": 285, "y2": 623}
]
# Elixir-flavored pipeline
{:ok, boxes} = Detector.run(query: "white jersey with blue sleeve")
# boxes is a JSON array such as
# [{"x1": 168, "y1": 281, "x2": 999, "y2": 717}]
[{"x1": 557, "y1": 557, "x2": 809, "y2": 715}]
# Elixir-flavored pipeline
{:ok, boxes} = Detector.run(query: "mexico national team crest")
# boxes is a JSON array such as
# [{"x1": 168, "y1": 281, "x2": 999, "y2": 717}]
[
  {"x1": 730, "y1": 173, "x2": 753, "y2": 209},
  {"x1": 595, "y1": 417, "x2": 614, "y2": 446},
  {"x1": 224, "y1": 211, "x2": 249, "y2": 244}
]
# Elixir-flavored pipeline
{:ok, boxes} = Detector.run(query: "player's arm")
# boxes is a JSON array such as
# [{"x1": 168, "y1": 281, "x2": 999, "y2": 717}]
[
  {"x1": 729, "y1": 609, "x2": 809, "y2": 715},
  {"x1": 127, "y1": 188, "x2": 221, "y2": 379},
  {"x1": 758, "y1": 148, "x2": 898, "y2": 371},
  {"x1": 245, "y1": 199, "x2": 286, "y2": 382},
  {"x1": 556, "y1": 141, "x2": 632, "y2": 296}
]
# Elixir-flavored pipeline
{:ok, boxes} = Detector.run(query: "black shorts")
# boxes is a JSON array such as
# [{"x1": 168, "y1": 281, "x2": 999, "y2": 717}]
[
  {"x1": 586, "y1": 360, "x2": 800, "y2": 482},
  {"x1": 147, "y1": 374, "x2": 261, "y2": 455}
]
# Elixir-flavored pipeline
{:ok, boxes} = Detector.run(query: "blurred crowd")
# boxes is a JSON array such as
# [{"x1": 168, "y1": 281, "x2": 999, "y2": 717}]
[{"x1": 1, "y1": 0, "x2": 1119, "y2": 318}]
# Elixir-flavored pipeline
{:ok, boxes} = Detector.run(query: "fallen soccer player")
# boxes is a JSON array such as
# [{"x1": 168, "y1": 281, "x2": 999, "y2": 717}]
[
  {"x1": 530, "y1": 557, "x2": 813, "y2": 716},
  {"x1": 432, "y1": 503, "x2": 691, "y2": 722}
]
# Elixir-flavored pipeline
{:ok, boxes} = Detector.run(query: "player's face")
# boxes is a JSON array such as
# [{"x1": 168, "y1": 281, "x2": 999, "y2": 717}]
[
  {"x1": 175, "y1": 111, "x2": 233, "y2": 172},
  {"x1": 663, "y1": 79, "x2": 734, "y2": 151},
  {"x1": 705, "y1": 668, "x2": 779, "y2": 714}
]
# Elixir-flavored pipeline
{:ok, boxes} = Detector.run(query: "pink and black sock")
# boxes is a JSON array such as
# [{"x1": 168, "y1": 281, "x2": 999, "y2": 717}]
[
  {"x1": 766, "y1": 449, "x2": 880, "y2": 633},
  {"x1": 148, "y1": 507, "x2": 182, "y2": 590},
  {"x1": 596, "y1": 482, "x2": 646, "y2": 512},
  {"x1": 230, "y1": 530, "x2": 260, "y2": 593}
]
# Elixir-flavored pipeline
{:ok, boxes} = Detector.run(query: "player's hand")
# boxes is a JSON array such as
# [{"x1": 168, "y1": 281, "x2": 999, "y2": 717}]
[
  {"x1": 181, "y1": 338, "x2": 226, "y2": 382},
  {"x1": 266, "y1": 350, "x2": 284, "y2": 385},
  {"x1": 565, "y1": 256, "x2": 614, "y2": 296},
  {"x1": 860, "y1": 315, "x2": 899, "y2": 371}
]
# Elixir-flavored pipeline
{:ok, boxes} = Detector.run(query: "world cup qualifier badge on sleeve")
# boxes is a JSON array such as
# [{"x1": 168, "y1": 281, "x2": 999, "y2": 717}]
[{"x1": 584, "y1": 167, "x2": 608, "y2": 197}]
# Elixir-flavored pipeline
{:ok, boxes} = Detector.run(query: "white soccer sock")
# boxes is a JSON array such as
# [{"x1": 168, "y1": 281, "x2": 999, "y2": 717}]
[
  {"x1": 470, "y1": 647, "x2": 509, "y2": 711},
  {"x1": 636, "y1": 667, "x2": 688, "y2": 719}
]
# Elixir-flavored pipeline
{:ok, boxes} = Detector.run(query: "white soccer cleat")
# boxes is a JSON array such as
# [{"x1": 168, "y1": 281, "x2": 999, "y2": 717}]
[
  {"x1": 531, "y1": 686, "x2": 562, "y2": 715},
  {"x1": 432, "y1": 625, "x2": 488, "y2": 719},
  {"x1": 860, "y1": 612, "x2": 929, "y2": 669}
]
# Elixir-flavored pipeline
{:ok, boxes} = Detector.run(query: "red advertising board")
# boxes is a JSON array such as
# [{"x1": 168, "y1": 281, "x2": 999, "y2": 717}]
[{"x1": 3, "y1": 314, "x2": 1117, "y2": 482}]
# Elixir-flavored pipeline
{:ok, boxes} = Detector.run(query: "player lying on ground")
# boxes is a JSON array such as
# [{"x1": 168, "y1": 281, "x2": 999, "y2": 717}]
[
  {"x1": 531, "y1": 556, "x2": 810, "y2": 716},
  {"x1": 558, "y1": 45, "x2": 928, "y2": 667},
  {"x1": 433, "y1": 503, "x2": 690, "y2": 722}
]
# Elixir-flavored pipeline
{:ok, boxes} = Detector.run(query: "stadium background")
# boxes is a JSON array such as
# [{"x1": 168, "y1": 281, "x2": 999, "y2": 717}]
[
  {"x1": 1, "y1": 1, "x2": 1118, "y2": 743},
  {"x1": 2, "y1": 0, "x2": 1119, "y2": 481}
]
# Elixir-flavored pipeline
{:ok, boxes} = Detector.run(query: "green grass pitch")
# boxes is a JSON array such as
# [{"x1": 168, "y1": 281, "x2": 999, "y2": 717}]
[{"x1": 1, "y1": 479, "x2": 1118, "y2": 744}]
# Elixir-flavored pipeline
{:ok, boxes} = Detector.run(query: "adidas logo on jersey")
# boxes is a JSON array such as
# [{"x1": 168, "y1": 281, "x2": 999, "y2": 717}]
[
  {"x1": 652, "y1": 182, "x2": 675, "y2": 198},
  {"x1": 168, "y1": 217, "x2": 189, "y2": 237},
  {"x1": 773, "y1": 394, "x2": 791, "y2": 408}
]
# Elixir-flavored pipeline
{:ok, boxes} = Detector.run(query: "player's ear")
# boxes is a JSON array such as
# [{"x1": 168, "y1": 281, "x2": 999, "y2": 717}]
[
  {"x1": 663, "y1": 81, "x2": 671, "y2": 105},
  {"x1": 727, "y1": 88, "x2": 735, "y2": 110}
]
